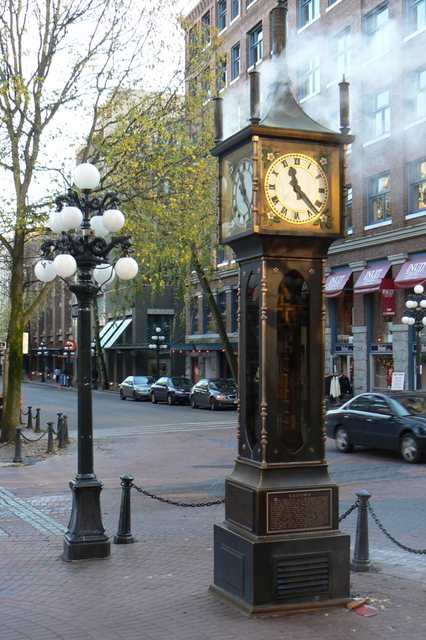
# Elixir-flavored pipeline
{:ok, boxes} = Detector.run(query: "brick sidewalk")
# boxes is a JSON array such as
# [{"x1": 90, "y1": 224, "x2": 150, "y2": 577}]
[{"x1": 1, "y1": 423, "x2": 426, "y2": 639}]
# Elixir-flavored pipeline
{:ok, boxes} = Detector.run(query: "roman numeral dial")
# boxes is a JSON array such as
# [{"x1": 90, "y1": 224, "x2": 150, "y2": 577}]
[{"x1": 264, "y1": 153, "x2": 329, "y2": 224}]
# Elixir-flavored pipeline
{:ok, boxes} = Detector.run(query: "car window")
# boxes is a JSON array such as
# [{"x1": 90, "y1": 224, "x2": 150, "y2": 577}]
[
  {"x1": 134, "y1": 376, "x2": 154, "y2": 384},
  {"x1": 398, "y1": 396, "x2": 426, "y2": 416},
  {"x1": 368, "y1": 396, "x2": 393, "y2": 415},
  {"x1": 171, "y1": 377, "x2": 192, "y2": 387},
  {"x1": 348, "y1": 396, "x2": 373, "y2": 412}
]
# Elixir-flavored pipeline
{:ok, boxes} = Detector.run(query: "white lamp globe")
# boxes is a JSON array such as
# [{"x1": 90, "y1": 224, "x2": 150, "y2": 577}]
[
  {"x1": 53, "y1": 254, "x2": 77, "y2": 278},
  {"x1": 94, "y1": 264, "x2": 116, "y2": 285},
  {"x1": 407, "y1": 317, "x2": 416, "y2": 326},
  {"x1": 60, "y1": 206, "x2": 83, "y2": 230},
  {"x1": 48, "y1": 211, "x2": 68, "y2": 234},
  {"x1": 414, "y1": 284, "x2": 424, "y2": 295},
  {"x1": 422, "y1": 317, "x2": 426, "y2": 326},
  {"x1": 114, "y1": 257, "x2": 138, "y2": 280},
  {"x1": 406, "y1": 299, "x2": 417, "y2": 309},
  {"x1": 102, "y1": 209, "x2": 125, "y2": 233},
  {"x1": 402, "y1": 316, "x2": 409, "y2": 324},
  {"x1": 34, "y1": 260, "x2": 56, "y2": 282},
  {"x1": 90, "y1": 215, "x2": 109, "y2": 238},
  {"x1": 73, "y1": 163, "x2": 100, "y2": 191}
]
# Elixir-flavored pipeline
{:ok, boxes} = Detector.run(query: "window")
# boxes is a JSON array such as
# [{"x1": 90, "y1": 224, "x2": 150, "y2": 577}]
[
  {"x1": 201, "y1": 67, "x2": 212, "y2": 100},
  {"x1": 367, "y1": 173, "x2": 391, "y2": 224},
  {"x1": 203, "y1": 297, "x2": 213, "y2": 333},
  {"x1": 231, "y1": 43, "x2": 240, "y2": 80},
  {"x1": 202, "y1": 10, "x2": 211, "y2": 46},
  {"x1": 407, "y1": 0, "x2": 426, "y2": 34},
  {"x1": 218, "y1": 0, "x2": 226, "y2": 31},
  {"x1": 408, "y1": 158, "x2": 426, "y2": 213},
  {"x1": 365, "y1": 3, "x2": 390, "y2": 58},
  {"x1": 217, "y1": 292, "x2": 227, "y2": 325},
  {"x1": 248, "y1": 24, "x2": 263, "y2": 67},
  {"x1": 407, "y1": 67, "x2": 426, "y2": 122},
  {"x1": 217, "y1": 57, "x2": 227, "y2": 91},
  {"x1": 332, "y1": 28, "x2": 350, "y2": 81},
  {"x1": 366, "y1": 89, "x2": 390, "y2": 139},
  {"x1": 300, "y1": 0, "x2": 320, "y2": 28},
  {"x1": 191, "y1": 298, "x2": 199, "y2": 334},
  {"x1": 231, "y1": 0, "x2": 240, "y2": 20},
  {"x1": 346, "y1": 184, "x2": 353, "y2": 230},
  {"x1": 300, "y1": 55, "x2": 320, "y2": 99}
]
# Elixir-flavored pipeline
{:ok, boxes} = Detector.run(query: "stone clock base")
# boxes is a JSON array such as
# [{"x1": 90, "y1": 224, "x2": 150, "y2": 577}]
[{"x1": 210, "y1": 522, "x2": 350, "y2": 616}]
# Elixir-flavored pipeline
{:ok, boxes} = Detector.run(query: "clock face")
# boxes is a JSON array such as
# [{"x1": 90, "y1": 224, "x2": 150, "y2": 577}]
[
  {"x1": 231, "y1": 158, "x2": 253, "y2": 227},
  {"x1": 264, "y1": 153, "x2": 329, "y2": 224}
]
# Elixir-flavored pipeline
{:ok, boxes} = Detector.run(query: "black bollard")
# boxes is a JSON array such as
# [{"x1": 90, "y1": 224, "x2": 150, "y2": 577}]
[
  {"x1": 46, "y1": 422, "x2": 55, "y2": 454},
  {"x1": 34, "y1": 408, "x2": 41, "y2": 433},
  {"x1": 114, "y1": 474, "x2": 135, "y2": 544},
  {"x1": 63, "y1": 415, "x2": 70, "y2": 445},
  {"x1": 351, "y1": 489, "x2": 372, "y2": 572},
  {"x1": 27, "y1": 406, "x2": 33, "y2": 430},
  {"x1": 56, "y1": 412, "x2": 63, "y2": 440},
  {"x1": 13, "y1": 427, "x2": 23, "y2": 463},
  {"x1": 58, "y1": 417, "x2": 65, "y2": 449}
]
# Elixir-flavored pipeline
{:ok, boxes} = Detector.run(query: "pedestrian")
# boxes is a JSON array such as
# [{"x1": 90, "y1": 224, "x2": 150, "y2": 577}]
[
  {"x1": 45, "y1": 365, "x2": 51, "y2": 379},
  {"x1": 54, "y1": 367, "x2": 61, "y2": 383},
  {"x1": 92, "y1": 366, "x2": 99, "y2": 390}
]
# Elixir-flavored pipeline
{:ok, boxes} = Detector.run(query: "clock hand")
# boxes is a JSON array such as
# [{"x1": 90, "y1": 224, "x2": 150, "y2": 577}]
[
  {"x1": 287, "y1": 166, "x2": 318, "y2": 213},
  {"x1": 238, "y1": 176, "x2": 251, "y2": 212}
]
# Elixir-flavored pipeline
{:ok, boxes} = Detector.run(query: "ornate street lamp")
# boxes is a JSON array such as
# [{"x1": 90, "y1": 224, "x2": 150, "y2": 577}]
[
  {"x1": 91, "y1": 340, "x2": 98, "y2": 390},
  {"x1": 149, "y1": 326, "x2": 167, "y2": 379},
  {"x1": 401, "y1": 284, "x2": 426, "y2": 390},
  {"x1": 36, "y1": 341, "x2": 49, "y2": 382},
  {"x1": 35, "y1": 162, "x2": 138, "y2": 561}
]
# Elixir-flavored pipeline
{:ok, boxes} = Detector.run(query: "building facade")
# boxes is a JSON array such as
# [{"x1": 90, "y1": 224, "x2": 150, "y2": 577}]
[{"x1": 185, "y1": 0, "x2": 426, "y2": 393}]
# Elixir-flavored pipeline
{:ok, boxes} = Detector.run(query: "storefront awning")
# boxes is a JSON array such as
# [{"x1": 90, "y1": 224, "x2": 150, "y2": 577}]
[
  {"x1": 103, "y1": 318, "x2": 132, "y2": 349},
  {"x1": 354, "y1": 261, "x2": 391, "y2": 294},
  {"x1": 99, "y1": 321, "x2": 121, "y2": 348},
  {"x1": 394, "y1": 256, "x2": 426, "y2": 289},
  {"x1": 325, "y1": 268, "x2": 352, "y2": 298}
]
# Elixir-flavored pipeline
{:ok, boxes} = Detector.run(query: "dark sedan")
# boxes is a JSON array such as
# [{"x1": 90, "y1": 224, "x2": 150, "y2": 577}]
[
  {"x1": 150, "y1": 376, "x2": 193, "y2": 405},
  {"x1": 325, "y1": 392, "x2": 426, "y2": 463},
  {"x1": 119, "y1": 376, "x2": 155, "y2": 401},
  {"x1": 190, "y1": 378, "x2": 238, "y2": 410}
]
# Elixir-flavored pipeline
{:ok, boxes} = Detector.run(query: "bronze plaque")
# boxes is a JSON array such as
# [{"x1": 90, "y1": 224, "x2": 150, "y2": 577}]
[
  {"x1": 266, "y1": 489, "x2": 332, "y2": 534},
  {"x1": 226, "y1": 483, "x2": 254, "y2": 530}
]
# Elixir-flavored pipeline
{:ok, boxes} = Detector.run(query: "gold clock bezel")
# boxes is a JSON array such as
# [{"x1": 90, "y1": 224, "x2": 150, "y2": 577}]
[{"x1": 264, "y1": 152, "x2": 329, "y2": 225}]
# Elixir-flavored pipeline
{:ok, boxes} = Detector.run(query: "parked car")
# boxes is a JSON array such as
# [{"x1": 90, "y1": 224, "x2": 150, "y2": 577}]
[
  {"x1": 325, "y1": 392, "x2": 426, "y2": 463},
  {"x1": 150, "y1": 376, "x2": 193, "y2": 405},
  {"x1": 120, "y1": 375, "x2": 155, "y2": 401},
  {"x1": 190, "y1": 378, "x2": 238, "y2": 410}
]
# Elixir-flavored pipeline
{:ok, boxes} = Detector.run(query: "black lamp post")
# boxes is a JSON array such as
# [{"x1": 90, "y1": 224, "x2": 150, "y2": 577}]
[
  {"x1": 402, "y1": 284, "x2": 426, "y2": 390},
  {"x1": 91, "y1": 340, "x2": 98, "y2": 390},
  {"x1": 35, "y1": 162, "x2": 138, "y2": 561},
  {"x1": 36, "y1": 341, "x2": 49, "y2": 382},
  {"x1": 149, "y1": 327, "x2": 167, "y2": 378}
]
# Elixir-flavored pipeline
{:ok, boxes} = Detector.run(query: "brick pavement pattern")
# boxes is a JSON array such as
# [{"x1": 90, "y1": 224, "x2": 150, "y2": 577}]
[{"x1": 1, "y1": 410, "x2": 426, "y2": 639}]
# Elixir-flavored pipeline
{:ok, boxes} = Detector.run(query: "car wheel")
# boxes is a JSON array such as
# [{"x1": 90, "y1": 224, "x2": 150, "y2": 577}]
[
  {"x1": 210, "y1": 398, "x2": 217, "y2": 411},
  {"x1": 400, "y1": 433, "x2": 420, "y2": 463},
  {"x1": 334, "y1": 427, "x2": 353, "y2": 453},
  {"x1": 133, "y1": 392, "x2": 139, "y2": 402},
  {"x1": 190, "y1": 397, "x2": 197, "y2": 409},
  {"x1": 120, "y1": 390, "x2": 126, "y2": 400},
  {"x1": 167, "y1": 393, "x2": 174, "y2": 406},
  {"x1": 151, "y1": 392, "x2": 157, "y2": 404}
]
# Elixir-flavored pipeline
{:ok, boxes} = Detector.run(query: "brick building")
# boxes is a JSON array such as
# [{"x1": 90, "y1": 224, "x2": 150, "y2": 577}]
[{"x1": 184, "y1": 0, "x2": 426, "y2": 393}]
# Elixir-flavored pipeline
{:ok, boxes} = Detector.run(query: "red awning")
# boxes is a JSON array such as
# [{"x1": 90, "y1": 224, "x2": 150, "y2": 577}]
[
  {"x1": 354, "y1": 262, "x2": 391, "y2": 294},
  {"x1": 394, "y1": 257, "x2": 426, "y2": 289},
  {"x1": 325, "y1": 268, "x2": 352, "y2": 298}
]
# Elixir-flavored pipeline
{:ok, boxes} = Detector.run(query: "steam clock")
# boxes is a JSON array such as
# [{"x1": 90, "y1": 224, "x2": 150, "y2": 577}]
[{"x1": 209, "y1": 2, "x2": 355, "y2": 616}]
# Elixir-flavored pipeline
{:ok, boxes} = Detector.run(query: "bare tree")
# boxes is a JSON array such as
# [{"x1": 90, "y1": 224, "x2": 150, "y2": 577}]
[{"x1": 0, "y1": 0, "x2": 177, "y2": 441}]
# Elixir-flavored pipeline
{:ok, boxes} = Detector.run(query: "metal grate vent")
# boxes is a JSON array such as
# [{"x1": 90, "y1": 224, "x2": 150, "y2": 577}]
[{"x1": 275, "y1": 554, "x2": 330, "y2": 600}]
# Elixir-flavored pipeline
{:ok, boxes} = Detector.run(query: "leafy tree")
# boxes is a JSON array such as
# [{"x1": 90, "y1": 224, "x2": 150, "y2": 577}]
[
  {"x1": 0, "y1": 0, "x2": 178, "y2": 441},
  {"x1": 87, "y1": 24, "x2": 238, "y2": 380}
]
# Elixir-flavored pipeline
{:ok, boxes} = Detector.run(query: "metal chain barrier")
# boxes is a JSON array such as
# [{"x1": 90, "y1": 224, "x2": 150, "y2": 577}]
[
  {"x1": 338, "y1": 501, "x2": 358, "y2": 522},
  {"x1": 367, "y1": 502, "x2": 426, "y2": 555},
  {"x1": 131, "y1": 482, "x2": 225, "y2": 508},
  {"x1": 19, "y1": 429, "x2": 47, "y2": 443}
]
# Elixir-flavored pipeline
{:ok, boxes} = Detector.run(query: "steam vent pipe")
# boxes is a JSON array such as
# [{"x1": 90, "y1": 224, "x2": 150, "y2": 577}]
[
  {"x1": 213, "y1": 96, "x2": 223, "y2": 142},
  {"x1": 271, "y1": 0, "x2": 287, "y2": 56},
  {"x1": 339, "y1": 76, "x2": 351, "y2": 135},
  {"x1": 249, "y1": 69, "x2": 260, "y2": 124}
]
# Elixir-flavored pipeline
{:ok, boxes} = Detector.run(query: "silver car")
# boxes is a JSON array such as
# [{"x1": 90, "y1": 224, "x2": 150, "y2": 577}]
[{"x1": 120, "y1": 375, "x2": 155, "y2": 401}]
